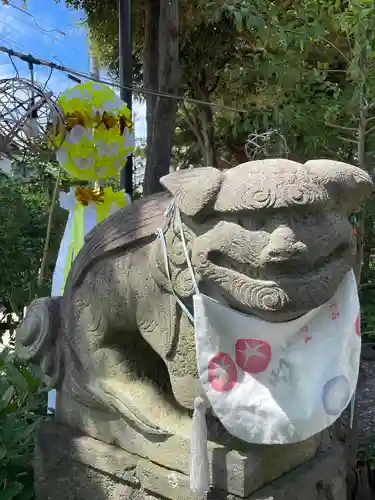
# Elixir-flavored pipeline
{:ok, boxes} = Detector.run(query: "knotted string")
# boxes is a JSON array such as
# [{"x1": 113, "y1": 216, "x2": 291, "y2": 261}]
[{"x1": 157, "y1": 204, "x2": 210, "y2": 496}]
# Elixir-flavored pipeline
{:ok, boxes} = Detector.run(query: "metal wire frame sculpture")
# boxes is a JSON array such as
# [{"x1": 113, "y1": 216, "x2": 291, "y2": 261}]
[
  {"x1": 0, "y1": 77, "x2": 65, "y2": 166},
  {"x1": 245, "y1": 129, "x2": 289, "y2": 161}
]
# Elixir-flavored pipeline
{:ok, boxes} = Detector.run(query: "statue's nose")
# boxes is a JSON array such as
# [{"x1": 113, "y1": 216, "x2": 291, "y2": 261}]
[{"x1": 259, "y1": 225, "x2": 308, "y2": 265}]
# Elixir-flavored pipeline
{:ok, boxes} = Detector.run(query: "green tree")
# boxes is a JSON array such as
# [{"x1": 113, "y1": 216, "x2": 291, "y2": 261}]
[
  {"x1": 64, "y1": 0, "x2": 180, "y2": 195},
  {"x1": 0, "y1": 157, "x2": 65, "y2": 499},
  {"x1": 64, "y1": 0, "x2": 364, "y2": 172},
  {"x1": 0, "y1": 160, "x2": 66, "y2": 317}
]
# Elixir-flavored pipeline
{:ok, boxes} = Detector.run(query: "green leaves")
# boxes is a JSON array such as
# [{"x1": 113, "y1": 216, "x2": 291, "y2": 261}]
[
  {"x1": 0, "y1": 346, "x2": 48, "y2": 500},
  {"x1": 4, "y1": 364, "x2": 28, "y2": 394},
  {"x1": 234, "y1": 11, "x2": 243, "y2": 32},
  {"x1": 0, "y1": 386, "x2": 15, "y2": 413},
  {"x1": 0, "y1": 168, "x2": 65, "y2": 312},
  {"x1": 1, "y1": 483, "x2": 24, "y2": 500}
]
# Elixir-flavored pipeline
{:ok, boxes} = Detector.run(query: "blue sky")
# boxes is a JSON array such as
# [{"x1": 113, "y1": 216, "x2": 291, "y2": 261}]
[{"x1": 0, "y1": 0, "x2": 146, "y2": 137}]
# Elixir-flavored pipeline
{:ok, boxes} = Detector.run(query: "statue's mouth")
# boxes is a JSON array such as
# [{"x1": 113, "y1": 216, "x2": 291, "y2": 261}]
[
  {"x1": 196, "y1": 243, "x2": 353, "y2": 320},
  {"x1": 207, "y1": 241, "x2": 351, "y2": 279}
]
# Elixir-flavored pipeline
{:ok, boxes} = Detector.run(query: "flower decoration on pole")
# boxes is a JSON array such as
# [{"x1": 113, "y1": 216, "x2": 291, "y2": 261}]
[
  {"x1": 51, "y1": 81, "x2": 134, "y2": 180},
  {"x1": 50, "y1": 81, "x2": 134, "y2": 297}
]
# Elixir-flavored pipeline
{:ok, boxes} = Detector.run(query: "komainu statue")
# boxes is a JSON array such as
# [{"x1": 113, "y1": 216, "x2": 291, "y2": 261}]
[{"x1": 16, "y1": 159, "x2": 374, "y2": 500}]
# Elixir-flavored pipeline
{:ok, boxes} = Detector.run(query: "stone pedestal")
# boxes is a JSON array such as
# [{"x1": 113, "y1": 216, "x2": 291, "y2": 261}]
[{"x1": 34, "y1": 422, "x2": 346, "y2": 500}]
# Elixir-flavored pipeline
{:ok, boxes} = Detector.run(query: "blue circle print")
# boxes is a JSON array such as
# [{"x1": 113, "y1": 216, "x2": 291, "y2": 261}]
[{"x1": 322, "y1": 375, "x2": 350, "y2": 416}]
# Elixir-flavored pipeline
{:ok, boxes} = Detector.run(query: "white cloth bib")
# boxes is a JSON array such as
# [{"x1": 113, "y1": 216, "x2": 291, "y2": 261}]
[
  {"x1": 194, "y1": 269, "x2": 360, "y2": 444},
  {"x1": 158, "y1": 205, "x2": 361, "y2": 446}
]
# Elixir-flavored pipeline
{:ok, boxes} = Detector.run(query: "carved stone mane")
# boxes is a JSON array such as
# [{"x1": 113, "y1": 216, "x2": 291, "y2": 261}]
[{"x1": 64, "y1": 192, "x2": 171, "y2": 292}]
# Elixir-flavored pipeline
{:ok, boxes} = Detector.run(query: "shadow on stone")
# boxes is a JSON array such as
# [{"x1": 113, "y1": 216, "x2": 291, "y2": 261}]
[{"x1": 210, "y1": 446, "x2": 229, "y2": 498}]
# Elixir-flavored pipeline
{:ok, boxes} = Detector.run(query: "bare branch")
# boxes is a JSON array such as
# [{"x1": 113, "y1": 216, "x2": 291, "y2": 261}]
[
  {"x1": 326, "y1": 122, "x2": 357, "y2": 133},
  {"x1": 338, "y1": 135, "x2": 358, "y2": 144},
  {"x1": 181, "y1": 102, "x2": 205, "y2": 153},
  {"x1": 365, "y1": 124, "x2": 375, "y2": 136},
  {"x1": 217, "y1": 156, "x2": 235, "y2": 169},
  {"x1": 207, "y1": 74, "x2": 220, "y2": 95},
  {"x1": 322, "y1": 38, "x2": 351, "y2": 64},
  {"x1": 37, "y1": 166, "x2": 62, "y2": 288}
]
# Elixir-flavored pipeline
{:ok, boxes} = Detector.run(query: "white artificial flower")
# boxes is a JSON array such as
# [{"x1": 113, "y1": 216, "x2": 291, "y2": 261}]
[
  {"x1": 95, "y1": 139, "x2": 120, "y2": 158},
  {"x1": 56, "y1": 147, "x2": 69, "y2": 166},
  {"x1": 68, "y1": 125, "x2": 92, "y2": 144},
  {"x1": 109, "y1": 202, "x2": 119, "y2": 216},
  {"x1": 73, "y1": 155, "x2": 93, "y2": 171},
  {"x1": 92, "y1": 82, "x2": 105, "y2": 92},
  {"x1": 101, "y1": 99, "x2": 119, "y2": 112},
  {"x1": 94, "y1": 165, "x2": 108, "y2": 177}
]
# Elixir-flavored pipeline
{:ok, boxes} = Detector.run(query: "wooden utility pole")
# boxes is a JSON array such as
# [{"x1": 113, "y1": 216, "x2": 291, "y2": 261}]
[{"x1": 119, "y1": 0, "x2": 133, "y2": 196}]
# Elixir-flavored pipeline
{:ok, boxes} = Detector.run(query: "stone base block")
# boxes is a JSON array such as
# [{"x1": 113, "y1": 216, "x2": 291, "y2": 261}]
[
  {"x1": 55, "y1": 392, "x2": 328, "y2": 497},
  {"x1": 34, "y1": 422, "x2": 346, "y2": 500}
]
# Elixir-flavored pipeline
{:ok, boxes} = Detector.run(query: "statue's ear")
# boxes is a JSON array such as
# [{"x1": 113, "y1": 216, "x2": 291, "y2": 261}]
[
  {"x1": 305, "y1": 159, "x2": 374, "y2": 211},
  {"x1": 160, "y1": 167, "x2": 223, "y2": 217}
]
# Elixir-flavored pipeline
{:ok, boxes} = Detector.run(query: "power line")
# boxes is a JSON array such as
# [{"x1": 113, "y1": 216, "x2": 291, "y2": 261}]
[
  {"x1": 0, "y1": 34, "x2": 27, "y2": 53},
  {"x1": 5, "y1": 1, "x2": 68, "y2": 37},
  {"x1": 0, "y1": 44, "x2": 247, "y2": 115},
  {"x1": 1, "y1": 2, "x2": 85, "y2": 63},
  {"x1": 2, "y1": 5, "x2": 84, "y2": 47},
  {"x1": 3, "y1": 12, "x2": 65, "y2": 44},
  {"x1": 0, "y1": 18, "x2": 33, "y2": 42},
  {"x1": 0, "y1": 16, "x2": 84, "y2": 61}
]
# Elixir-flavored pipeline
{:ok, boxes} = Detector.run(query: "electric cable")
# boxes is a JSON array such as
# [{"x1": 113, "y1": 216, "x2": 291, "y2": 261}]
[{"x1": 0, "y1": 44, "x2": 248, "y2": 115}]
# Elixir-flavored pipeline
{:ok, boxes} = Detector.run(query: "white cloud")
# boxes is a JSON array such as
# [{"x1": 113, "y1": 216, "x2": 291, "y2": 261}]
[{"x1": 0, "y1": 63, "x2": 15, "y2": 80}]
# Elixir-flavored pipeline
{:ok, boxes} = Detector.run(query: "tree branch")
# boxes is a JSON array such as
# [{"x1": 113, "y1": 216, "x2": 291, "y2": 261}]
[
  {"x1": 326, "y1": 122, "x2": 357, "y2": 132},
  {"x1": 338, "y1": 135, "x2": 358, "y2": 144},
  {"x1": 217, "y1": 156, "x2": 235, "y2": 169},
  {"x1": 37, "y1": 166, "x2": 61, "y2": 290},
  {"x1": 365, "y1": 123, "x2": 375, "y2": 136},
  {"x1": 181, "y1": 102, "x2": 205, "y2": 151},
  {"x1": 366, "y1": 99, "x2": 375, "y2": 111},
  {"x1": 207, "y1": 74, "x2": 220, "y2": 95}
]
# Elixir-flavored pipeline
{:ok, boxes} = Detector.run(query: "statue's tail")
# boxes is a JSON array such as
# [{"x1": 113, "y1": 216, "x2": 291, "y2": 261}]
[{"x1": 16, "y1": 297, "x2": 64, "y2": 388}]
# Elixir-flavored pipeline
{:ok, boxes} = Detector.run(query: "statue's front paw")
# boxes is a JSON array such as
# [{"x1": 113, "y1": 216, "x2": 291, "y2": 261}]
[
  {"x1": 87, "y1": 378, "x2": 173, "y2": 437},
  {"x1": 16, "y1": 297, "x2": 63, "y2": 387}
]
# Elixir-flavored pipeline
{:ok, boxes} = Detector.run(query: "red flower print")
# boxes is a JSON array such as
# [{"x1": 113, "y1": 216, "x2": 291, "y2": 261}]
[
  {"x1": 353, "y1": 227, "x2": 359, "y2": 236},
  {"x1": 330, "y1": 303, "x2": 340, "y2": 320},
  {"x1": 208, "y1": 352, "x2": 237, "y2": 392},
  {"x1": 235, "y1": 338, "x2": 272, "y2": 374},
  {"x1": 355, "y1": 312, "x2": 361, "y2": 337},
  {"x1": 300, "y1": 326, "x2": 312, "y2": 343}
]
